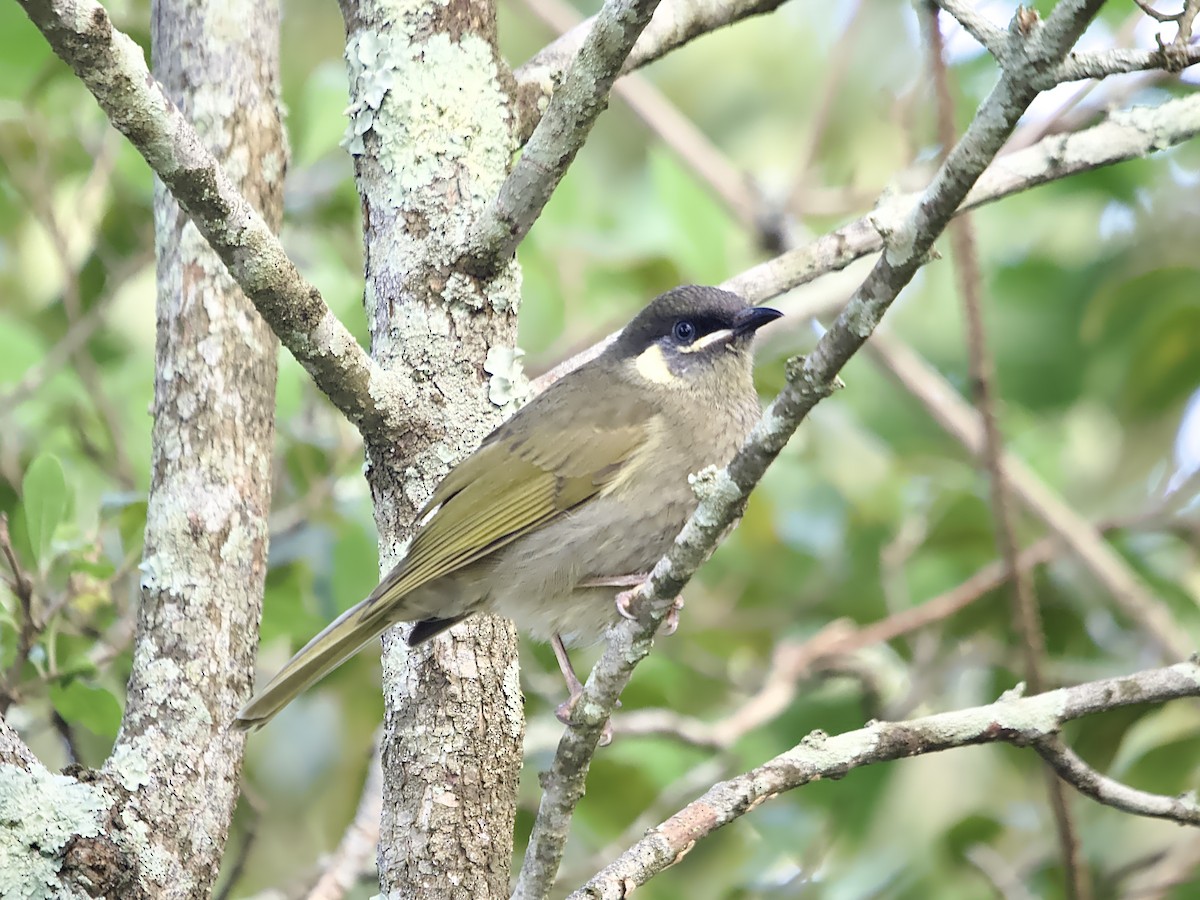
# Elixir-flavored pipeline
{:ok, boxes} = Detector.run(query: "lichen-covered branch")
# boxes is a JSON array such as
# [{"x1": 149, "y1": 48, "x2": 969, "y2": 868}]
[
  {"x1": 724, "y1": 90, "x2": 1200, "y2": 299},
  {"x1": 570, "y1": 660, "x2": 1200, "y2": 899},
  {"x1": 1047, "y1": 43, "x2": 1200, "y2": 83},
  {"x1": 923, "y1": 9, "x2": 1088, "y2": 897},
  {"x1": 16, "y1": 0, "x2": 420, "y2": 446},
  {"x1": 512, "y1": 0, "x2": 790, "y2": 142},
  {"x1": 935, "y1": 0, "x2": 1005, "y2": 56},
  {"x1": 515, "y1": 4, "x2": 1108, "y2": 896},
  {"x1": 1036, "y1": 737, "x2": 1200, "y2": 825},
  {"x1": 937, "y1": 0, "x2": 1200, "y2": 83},
  {"x1": 0, "y1": 715, "x2": 37, "y2": 769},
  {"x1": 462, "y1": 0, "x2": 665, "y2": 279}
]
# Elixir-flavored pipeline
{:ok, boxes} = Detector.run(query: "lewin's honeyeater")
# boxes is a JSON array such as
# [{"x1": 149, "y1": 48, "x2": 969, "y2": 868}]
[{"x1": 235, "y1": 285, "x2": 781, "y2": 730}]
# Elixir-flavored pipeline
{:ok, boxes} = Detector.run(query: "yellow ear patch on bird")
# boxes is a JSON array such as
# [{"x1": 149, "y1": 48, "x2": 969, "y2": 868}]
[
  {"x1": 677, "y1": 328, "x2": 734, "y2": 354},
  {"x1": 634, "y1": 343, "x2": 678, "y2": 385}
]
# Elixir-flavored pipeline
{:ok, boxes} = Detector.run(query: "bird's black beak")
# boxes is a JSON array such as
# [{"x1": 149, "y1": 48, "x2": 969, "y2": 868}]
[{"x1": 732, "y1": 305, "x2": 783, "y2": 337}]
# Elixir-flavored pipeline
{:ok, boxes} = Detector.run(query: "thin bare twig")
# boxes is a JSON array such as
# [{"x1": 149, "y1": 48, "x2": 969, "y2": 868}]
[
  {"x1": 214, "y1": 796, "x2": 264, "y2": 900},
  {"x1": 0, "y1": 514, "x2": 37, "y2": 714},
  {"x1": 513, "y1": 0, "x2": 790, "y2": 142},
  {"x1": 306, "y1": 740, "x2": 383, "y2": 900},
  {"x1": 518, "y1": 0, "x2": 762, "y2": 236},
  {"x1": 12, "y1": 142, "x2": 137, "y2": 489},
  {"x1": 923, "y1": 8, "x2": 1089, "y2": 897},
  {"x1": 535, "y1": 89, "x2": 1200, "y2": 395},
  {"x1": 866, "y1": 330, "x2": 1191, "y2": 662},
  {"x1": 1120, "y1": 833, "x2": 1200, "y2": 899},
  {"x1": 786, "y1": 0, "x2": 869, "y2": 213},
  {"x1": 965, "y1": 844, "x2": 1039, "y2": 900},
  {"x1": 1035, "y1": 737, "x2": 1200, "y2": 825},
  {"x1": 615, "y1": 497, "x2": 1191, "y2": 750},
  {"x1": 935, "y1": 0, "x2": 1006, "y2": 57}
]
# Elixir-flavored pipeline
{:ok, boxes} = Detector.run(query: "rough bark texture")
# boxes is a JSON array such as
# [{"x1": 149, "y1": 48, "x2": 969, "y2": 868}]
[
  {"x1": 0, "y1": 2, "x2": 283, "y2": 897},
  {"x1": 101, "y1": 0, "x2": 283, "y2": 896},
  {"x1": 336, "y1": 0, "x2": 525, "y2": 897}
]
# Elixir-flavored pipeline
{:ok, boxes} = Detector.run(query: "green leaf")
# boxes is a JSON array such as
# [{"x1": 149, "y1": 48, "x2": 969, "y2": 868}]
[
  {"x1": 1110, "y1": 703, "x2": 1200, "y2": 777},
  {"x1": 49, "y1": 677, "x2": 123, "y2": 738},
  {"x1": 22, "y1": 453, "x2": 68, "y2": 566}
]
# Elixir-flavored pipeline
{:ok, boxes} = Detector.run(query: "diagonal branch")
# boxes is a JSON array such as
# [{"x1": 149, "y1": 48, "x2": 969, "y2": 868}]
[
  {"x1": 570, "y1": 660, "x2": 1200, "y2": 898},
  {"x1": 936, "y1": 0, "x2": 1006, "y2": 57},
  {"x1": 17, "y1": 0, "x2": 423, "y2": 447},
  {"x1": 534, "y1": 90, "x2": 1200, "y2": 389},
  {"x1": 518, "y1": 0, "x2": 766, "y2": 230},
  {"x1": 1036, "y1": 736, "x2": 1200, "y2": 825},
  {"x1": 0, "y1": 712, "x2": 39, "y2": 769},
  {"x1": 512, "y1": 0, "x2": 790, "y2": 143},
  {"x1": 515, "y1": 4, "x2": 1109, "y2": 897},
  {"x1": 462, "y1": 0, "x2": 665, "y2": 280}
]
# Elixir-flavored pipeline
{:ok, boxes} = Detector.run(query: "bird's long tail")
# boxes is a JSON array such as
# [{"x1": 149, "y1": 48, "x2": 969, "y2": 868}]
[{"x1": 233, "y1": 602, "x2": 390, "y2": 731}]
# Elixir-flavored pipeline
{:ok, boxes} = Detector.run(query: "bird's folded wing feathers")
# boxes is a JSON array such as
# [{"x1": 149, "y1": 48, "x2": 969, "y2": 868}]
[{"x1": 356, "y1": 403, "x2": 651, "y2": 622}]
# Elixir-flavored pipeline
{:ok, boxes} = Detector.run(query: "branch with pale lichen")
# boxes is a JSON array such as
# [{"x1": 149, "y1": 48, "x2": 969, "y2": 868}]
[
  {"x1": 530, "y1": 89, "x2": 1200, "y2": 391},
  {"x1": 514, "y1": 4, "x2": 1110, "y2": 897},
  {"x1": 937, "y1": 0, "x2": 1200, "y2": 81},
  {"x1": 17, "y1": 0, "x2": 420, "y2": 447},
  {"x1": 512, "y1": 0, "x2": 790, "y2": 142},
  {"x1": 569, "y1": 660, "x2": 1200, "y2": 899},
  {"x1": 462, "y1": 0, "x2": 665, "y2": 280}
]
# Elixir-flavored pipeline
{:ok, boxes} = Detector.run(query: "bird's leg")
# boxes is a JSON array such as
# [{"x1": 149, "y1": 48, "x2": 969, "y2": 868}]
[
  {"x1": 581, "y1": 573, "x2": 686, "y2": 635},
  {"x1": 551, "y1": 632, "x2": 584, "y2": 714},
  {"x1": 551, "y1": 632, "x2": 613, "y2": 746}
]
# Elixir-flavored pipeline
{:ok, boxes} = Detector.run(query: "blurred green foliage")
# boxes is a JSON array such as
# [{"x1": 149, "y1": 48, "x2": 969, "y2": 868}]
[{"x1": 2, "y1": 0, "x2": 1200, "y2": 898}]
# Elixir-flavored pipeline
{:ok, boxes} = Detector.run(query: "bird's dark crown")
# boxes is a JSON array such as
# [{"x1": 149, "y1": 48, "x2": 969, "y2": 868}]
[{"x1": 613, "y1": 285, "x2": 752, "y2": 356}]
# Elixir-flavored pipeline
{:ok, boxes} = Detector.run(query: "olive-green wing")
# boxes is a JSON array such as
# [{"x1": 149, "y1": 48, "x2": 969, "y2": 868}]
[{"x1": 361, "y1": 402, "x2": 650, "y2": 617}]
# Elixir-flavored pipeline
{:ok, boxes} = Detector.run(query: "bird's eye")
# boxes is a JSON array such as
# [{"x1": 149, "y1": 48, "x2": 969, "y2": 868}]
[{"x1": 672, "y1": 320, "x2": 696, "y2": 344}]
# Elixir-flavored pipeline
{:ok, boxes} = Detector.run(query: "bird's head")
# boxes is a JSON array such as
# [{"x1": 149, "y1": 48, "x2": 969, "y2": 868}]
[{"x1": 611, "y1": 285, "x2": 782, "y2": 390}]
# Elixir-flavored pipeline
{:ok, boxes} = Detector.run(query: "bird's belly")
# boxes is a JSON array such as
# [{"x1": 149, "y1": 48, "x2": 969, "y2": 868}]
[{"x1": 485, "y1": 492, "x2": 692, "y2": 646}]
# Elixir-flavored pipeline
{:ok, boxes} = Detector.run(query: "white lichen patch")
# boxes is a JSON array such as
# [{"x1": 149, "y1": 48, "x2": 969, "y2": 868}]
[
  {"x1": 483, "y1": 345, "x2": 529, "y2": 411},
  {"x1": 688, "y1": 466, "x2": 741, "y2": 527},
  {"x1": 840, "y1": 295, "x2": 884, "y2": 340},
  {"x1": 442, "y1": 272, "x2": 484, "y2": 310},
  {"x1": 342, "y1": 26, "x2": 513, "y2": 257},
  {"x1": 0, "y1": 765, "x2": 109, "y2": 900},
  {"x1": 313, "y1": 307, "x2": 357, "y2": 360},
  {"x1": 114, "y1": 807, "x2": 178, "y2": 887},
  {"x1": 107, "y1": 743, "x2": 153, "y2": 791}
]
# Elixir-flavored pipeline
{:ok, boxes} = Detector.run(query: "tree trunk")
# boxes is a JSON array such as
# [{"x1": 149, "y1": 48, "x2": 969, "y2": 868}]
[
  {"x1": 336, "y1": 0, "x2": 525, "y2": 896},
  {"x1": 98, "y1": 0, "x2": 284, "y2": 895}
]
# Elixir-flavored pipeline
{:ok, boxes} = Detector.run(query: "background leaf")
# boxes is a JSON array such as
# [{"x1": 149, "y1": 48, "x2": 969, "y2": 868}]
[{"x1": 21, "y1": 452, "x2": 68, "y2": 567}]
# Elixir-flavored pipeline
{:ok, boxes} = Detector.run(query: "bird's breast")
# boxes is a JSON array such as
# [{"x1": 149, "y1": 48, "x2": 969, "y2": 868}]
[{"x1": 484, "y1": 397, "x2": 758, "y2": 645}]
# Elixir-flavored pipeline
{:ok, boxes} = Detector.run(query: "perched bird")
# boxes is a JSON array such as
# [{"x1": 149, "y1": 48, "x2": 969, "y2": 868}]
[{"x1": 234, "y1": 285, "x2": 781, "y2": 730}]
